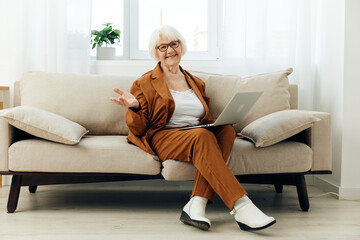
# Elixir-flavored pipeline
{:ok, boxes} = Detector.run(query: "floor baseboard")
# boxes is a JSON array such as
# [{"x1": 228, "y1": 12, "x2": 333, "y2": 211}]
[
  {"x1": 339, "y1": 186, "x2": 360, "y2": 200},
  {"x1": 313, "y1": 176, "x2": 340, "y2": 199},
  {"x1": 313, "y1": 176, "x2": 360, "y2": 200},
  {"x1": 305, "y1": 175, "x2": 314, "y2": 185},
  {"x1": 1, "y1": 175, "x2": 11, "y2": 187}
]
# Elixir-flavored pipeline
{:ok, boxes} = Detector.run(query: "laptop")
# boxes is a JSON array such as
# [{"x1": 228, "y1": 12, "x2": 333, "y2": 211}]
[{"x1": 179, "y1": 91, "x2": 263, "y2": 130}]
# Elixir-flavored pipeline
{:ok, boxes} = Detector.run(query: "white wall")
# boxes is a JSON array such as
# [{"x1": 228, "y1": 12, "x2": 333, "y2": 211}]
[
  {"x1": 339, "y1": 0, "x2": 360, "y2": 200},
  {"x1": 314, "y1": 0, "x2": 360, "y2": 200}
]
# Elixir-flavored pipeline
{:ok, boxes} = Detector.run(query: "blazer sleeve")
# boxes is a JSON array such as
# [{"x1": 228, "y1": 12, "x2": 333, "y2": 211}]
[{"x1": 125, "y1": 80, "x2": 150, "y2": 137}]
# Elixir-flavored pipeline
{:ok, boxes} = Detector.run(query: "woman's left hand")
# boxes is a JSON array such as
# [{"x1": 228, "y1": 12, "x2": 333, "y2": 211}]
[{"x1": 110, "y1": 88, "x2": 140, "y2": 110}]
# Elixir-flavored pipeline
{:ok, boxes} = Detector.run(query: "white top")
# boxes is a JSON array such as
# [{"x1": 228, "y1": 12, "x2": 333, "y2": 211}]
[{"x1": 166, "y1": 88, "x2": 205, "y2": 127}]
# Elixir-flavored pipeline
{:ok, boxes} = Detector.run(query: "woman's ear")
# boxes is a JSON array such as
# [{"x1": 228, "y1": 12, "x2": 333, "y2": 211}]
[
  {"x1": 155, "y1": 52, "x2": 160, "y2": 61},
  {"x1": 180, "y1": 42, "x2": 185, "y2": 56}
]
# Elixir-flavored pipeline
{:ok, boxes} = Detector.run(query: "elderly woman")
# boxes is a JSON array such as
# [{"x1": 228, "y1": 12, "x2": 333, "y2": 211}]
[{"x1": 110, "y1": 26, "x2": 275, "y2": 231}]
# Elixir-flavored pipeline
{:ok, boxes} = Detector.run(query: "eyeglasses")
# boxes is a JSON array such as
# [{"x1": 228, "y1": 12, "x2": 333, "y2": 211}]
[{"x1": 156, "y1": 41, "x2": 180, "y2": 52}]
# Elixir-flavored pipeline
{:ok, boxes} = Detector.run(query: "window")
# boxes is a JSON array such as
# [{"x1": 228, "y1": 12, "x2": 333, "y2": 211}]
[
  {"x1": 91, "y1": 0, "x2": 219, "y2": 60},
  {"x1": 91, "y1": 0, "x2": 124, "y2": 58}
]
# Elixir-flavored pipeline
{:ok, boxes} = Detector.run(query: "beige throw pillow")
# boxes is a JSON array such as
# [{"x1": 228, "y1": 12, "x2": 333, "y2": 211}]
[
  {"x1": 3, "y1": 106, "x2": 89, "y2": 145},
  {"x1": 238, "y1": 110, "x2": 321, "y2": 147},
  {"x1": 191, "y1": 68, "x2": 293, "y2": 132}
]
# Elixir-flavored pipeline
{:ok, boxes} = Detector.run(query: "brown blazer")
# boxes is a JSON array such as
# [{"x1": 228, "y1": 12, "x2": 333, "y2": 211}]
[{"x1": 125, "y1": 62, "x2": 214, "y2": 155}]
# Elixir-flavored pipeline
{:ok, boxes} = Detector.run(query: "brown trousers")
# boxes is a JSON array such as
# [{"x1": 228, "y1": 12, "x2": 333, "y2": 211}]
[{"x1": 151, "y1": 125, "x2": 247, "y2": 210}]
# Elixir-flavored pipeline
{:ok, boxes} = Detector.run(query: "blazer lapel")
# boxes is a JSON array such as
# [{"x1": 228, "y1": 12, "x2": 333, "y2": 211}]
[{"x1": 151, "y1": 63, "x2": 175, "y2": 119}]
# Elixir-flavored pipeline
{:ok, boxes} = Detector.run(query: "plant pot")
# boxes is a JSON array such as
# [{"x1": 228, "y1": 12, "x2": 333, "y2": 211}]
[{"x1": 96, "y1": 47, "x2": 116, "y2": 60}]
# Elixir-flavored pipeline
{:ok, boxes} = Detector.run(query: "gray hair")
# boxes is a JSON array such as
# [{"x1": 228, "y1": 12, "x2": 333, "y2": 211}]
[{"x1": 148, "y1": 25, "x2": 187, "y2": 61}]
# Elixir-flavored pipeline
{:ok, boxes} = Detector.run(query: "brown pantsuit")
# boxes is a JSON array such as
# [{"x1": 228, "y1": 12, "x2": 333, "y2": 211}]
[
  {"x1": 151, "y1": 125, "x2": 247, "y2": 210},
  {"x1": 126, "y1": 63, "x2": 247, "y2": 210}
]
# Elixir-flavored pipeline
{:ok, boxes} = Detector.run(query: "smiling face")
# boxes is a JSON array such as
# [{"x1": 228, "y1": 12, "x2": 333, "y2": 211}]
[{"x1": 156, "y1": 34, "x2": 183, "y2": 69}]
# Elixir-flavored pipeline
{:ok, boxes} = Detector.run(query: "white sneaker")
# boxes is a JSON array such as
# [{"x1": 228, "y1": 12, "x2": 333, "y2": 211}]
[
  {"x1": 180, "y1": 196, "x2": 211, "y2": 231},
  {"x1": 231, "y1": 195, "x2": 276, "y2": 231}
]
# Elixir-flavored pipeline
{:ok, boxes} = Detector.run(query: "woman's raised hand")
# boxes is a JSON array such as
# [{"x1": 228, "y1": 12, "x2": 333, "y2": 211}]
[{"x1": 110, "y1": 88, "x2": 140, "y2": 110}]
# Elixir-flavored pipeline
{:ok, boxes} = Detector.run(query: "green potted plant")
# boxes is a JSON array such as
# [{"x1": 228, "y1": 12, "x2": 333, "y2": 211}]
[{"x1": 91, "y1": 22, "x2": 121, "y2": 60}]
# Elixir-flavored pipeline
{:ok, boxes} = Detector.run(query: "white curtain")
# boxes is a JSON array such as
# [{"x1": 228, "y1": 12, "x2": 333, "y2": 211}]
[
  {"x1": 220, "y1": 0, "x2": 327, "y2": 110},
  {"x1": 0, "y1": 0, "x2": 92, "y2": 107}
]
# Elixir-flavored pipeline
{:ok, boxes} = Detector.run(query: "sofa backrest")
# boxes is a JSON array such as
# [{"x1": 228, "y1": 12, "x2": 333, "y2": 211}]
[
  {"x1": 14, "y1": 70, "x2": 297, "y2": 135},
  {"x1": 17, "y1": 71, "x2": 136, "y2": 135}
]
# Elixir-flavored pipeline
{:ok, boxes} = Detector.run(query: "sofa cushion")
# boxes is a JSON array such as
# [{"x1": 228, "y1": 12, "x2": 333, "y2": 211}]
[
  {"x1": 2, "y1": 106, "x2": 89, "y2": 145},
  {"x1": 238, "y1": 110, "x2": 321, "y2": 147},
  {"x1": 20, "y1": 71, "x2": 138, "y2": 135},
  {"x1": 161, "y1": 138, "x2": 312, "y2": 180},
  {"x1": 191, "y1": 68, "x2": 292, "y2": 132},
  {"x1": 8, "y1": 135, "x2": 161, "y2": 174}
]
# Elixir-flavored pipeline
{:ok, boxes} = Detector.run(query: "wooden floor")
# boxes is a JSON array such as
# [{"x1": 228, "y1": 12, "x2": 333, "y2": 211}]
[{"x1": 0, "y1": 180, "x2": 360, "y2": 240}]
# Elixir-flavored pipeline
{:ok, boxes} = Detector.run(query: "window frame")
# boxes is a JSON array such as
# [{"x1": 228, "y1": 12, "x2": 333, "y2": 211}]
[
  {"x1": 129, "y1": 0, "x2": 219, "y2": 60},
  {"x1": 91, "y1": 0, "x2": 220, "y2": 61}
]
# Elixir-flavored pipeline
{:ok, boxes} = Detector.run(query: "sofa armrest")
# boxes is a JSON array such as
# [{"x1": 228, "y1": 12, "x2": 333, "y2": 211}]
[
  {"x1": 0, "y1": 113, "x2": 13, "y2": 171},
  {"x1": 295, "y1": 111, "x2": 332, "y2": 172}
]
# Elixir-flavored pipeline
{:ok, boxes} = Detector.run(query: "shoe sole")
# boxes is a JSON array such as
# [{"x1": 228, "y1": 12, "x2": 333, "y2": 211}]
[
  {"x1": 180, "y1": 211, "x2": 210, "y2": 231},
  {"x1": 237, "y1": 220, "x2": 276, "y2": 231}
]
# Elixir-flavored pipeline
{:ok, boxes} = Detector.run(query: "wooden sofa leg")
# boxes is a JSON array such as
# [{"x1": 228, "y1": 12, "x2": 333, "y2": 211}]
[
  {"x1": 29, "y1": 186, "x2": 37, "y2": 193},
  {"x1": 274, "y1": 184, "x2": 283, "y2": 193},
  {"x1": 295, "y1": 174, "x2": 309, "y2": 212},
  {"x1": 7, "y1": 175, "x2": 23, "y2": 213}
]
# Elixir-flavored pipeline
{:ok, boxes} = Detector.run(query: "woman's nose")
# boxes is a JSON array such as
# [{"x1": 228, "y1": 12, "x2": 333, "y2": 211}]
[{"x1": 166, "y1": 46, "x2": 175, "y2": 54}]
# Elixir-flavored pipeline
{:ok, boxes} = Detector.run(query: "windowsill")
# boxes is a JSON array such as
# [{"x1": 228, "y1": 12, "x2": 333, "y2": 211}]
[
  {"x1": 91, "y1": 59, "x2": 157, "y2": 65},
  {"x1": 90, "y1": 59, "x2": 219, "y2": 63},
  {"x1": 90, "y1": 59, "x2": 221, "y2": 67},
  {"x1": 0, "y1": 86, "x2": 9, "y2": 90},
  {"x1": 90, "y1": 59, "x2": 222, "y2": 76}
]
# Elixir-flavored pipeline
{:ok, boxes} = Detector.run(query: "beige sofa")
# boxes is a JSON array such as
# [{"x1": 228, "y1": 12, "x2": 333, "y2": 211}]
[{"x1": 0, "y1": 69, "x2": 332, "y2": 213}]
